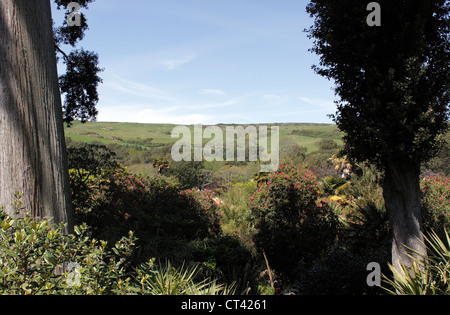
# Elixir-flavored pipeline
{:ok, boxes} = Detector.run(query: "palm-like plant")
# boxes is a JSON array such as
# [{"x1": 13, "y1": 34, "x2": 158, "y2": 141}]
[
  {"x1": 382, "y1": 230, "x2": 450, "y2": 295},
  {"x1": 344, "y1": 201, "x2": 390, "y2": 250},
  {"x1": 321, "y1": 176, "x2": 348, "y2": 196},
  {"x1": 138, "y1": 261, "x2": 236, "y2": 295}
]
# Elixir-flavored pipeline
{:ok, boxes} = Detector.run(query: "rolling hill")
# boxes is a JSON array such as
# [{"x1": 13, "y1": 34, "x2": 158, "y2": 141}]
[{"x1": 64, "y1": 121, "x2": 344, "y2": 154}]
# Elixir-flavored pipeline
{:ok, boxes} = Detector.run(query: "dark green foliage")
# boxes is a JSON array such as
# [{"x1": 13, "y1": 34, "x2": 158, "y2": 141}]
[
  {"x1": 167, "y1": 161, "x2": 206, "y2": 189},
  {"x1": 317, "y1": 139, "x2": 338, "y2": 151},
  {"x1": 53, "y1": 0, "x2": 94, "y2": 46},
  {"x1": 294, "y1": 246, "x2": 389, "y2": 295},
  {"x1": 71, "y1": 167, "x2": 221, "y2": 262},
  {"x1": 423, "y1": 132, "x2": 450, "y2": 176},
  {"x1": 6, "y1": 138, "x2": 449, "y2": 294},
  {"x1": 0, "y1": 207, "x2": 139, "y2": 295},
  {"x1": 342, "y1": 201, "x2": 391, "y2": 254},
  {"x1": 0, "y1": 209, "x2": 230, "y2": 295},
  {"x1": 59, "y1": 49, "x2": 103, "y2": 125},
  {"x1": 53, "y1": 0, "x2": 102, "y2": 126},
  {"x1": 306, "y1": 0, "x2": 449, "y2": 167},
  {"x1": 307, "y1": 0, "x2": 449, "y2": 275},
  {"x1": 67, "y1": 143, "x2": 119, "y2": 226},
  {"x1": 53, "y1": 0, "x2": 96, "y2": 46},
  {"x1": 67, "y1": 143, "x2": 118, "y2": 183},
  {"x1": 187, "y1": 236, "x2": 257, "y2": 293}
]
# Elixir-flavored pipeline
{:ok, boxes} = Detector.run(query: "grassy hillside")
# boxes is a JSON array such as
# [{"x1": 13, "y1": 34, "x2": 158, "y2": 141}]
[{"x1": 64, "y1": 121, "x2": 343, "y2": 154}]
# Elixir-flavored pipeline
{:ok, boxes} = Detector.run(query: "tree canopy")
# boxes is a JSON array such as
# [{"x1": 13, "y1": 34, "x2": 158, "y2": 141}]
[
  {"x1": 306, "y1": 0, "x2": 449, "y2": 168},
  {"x1": 53, "y1": 0, "x2": 102, "y2": 126}
]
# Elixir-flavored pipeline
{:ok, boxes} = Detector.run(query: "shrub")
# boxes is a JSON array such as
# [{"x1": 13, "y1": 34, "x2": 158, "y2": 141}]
[
  {"x1": 166, "y1": 161, "x2": 205, "y2": 189},
  {"x1": 186, "y1": 235, "x2": 256, "y2": 293},
  {"x1": 67, "y1": 143, "x2": 118, "y2": 182},
  {"x1": 136, "y1": 261, "x2": 236, "y2": 295},
  {"x1": 71, "y1": 167, "x2": 222, "y2": 261},
  {"x1": 0, "y1": 209, "x2": 230, "y2": 295},
  {"x1": 219, "y1": 182, "x2": 255, "y2": 237},
  {"x1": 338, "y1": 201, "x2": 391, "y2": 254},
  {"x1": 317, "y1": 139, "x2": 338, "y2": 151},
  {"x1": 0, "y1": 209, "x2": 139, "y2": 295},
  {"x1": 321, "y1": 163, "x2": 391, "y2": 254},
  {"x1": 180, "y1": 188, "x2": 223, "y2": 237},
  {"x1": 249, "y1": 163, "x2": 339, "y2": 275},
  {"x1": 421, "y1": 176, "x2": 450, "y2": 241},
  {"x1": 320, "y1": 176, "x2": 348, "y2": 196}
]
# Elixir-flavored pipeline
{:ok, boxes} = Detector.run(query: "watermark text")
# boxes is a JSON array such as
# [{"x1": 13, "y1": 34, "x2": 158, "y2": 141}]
[
  {"x1": 171, "y1": 125, "x2": 280, "y2": 172},
  {"x1": 367, "y1": 2, "x2": 381, "y2": 27},
  {"x1": 66, "y1": 2, "x2": 81, "y2": 27}
]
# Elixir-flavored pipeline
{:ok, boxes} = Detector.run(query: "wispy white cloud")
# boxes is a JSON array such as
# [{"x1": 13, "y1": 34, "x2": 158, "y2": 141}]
[
  {"x1": 159, "y1": 54, "x2": 198, "y2": 70},
  {"x1": 298, "y1": 96, "x2": 336, "y2": 111},
  {"x1": 102, "y1": 73, "x2": 177, "y2": 104},
  {"x1": 198, "y1": 89, "x2": 226, "y2": 96},
  {"x1": 261, "y1": 94, "x2": 289, "y2": 106},
  {"x1": 98, "y1": 104, "x2": 215, "y2": 125},
  {"x1": 185, "y1": 100, "x2": 237, "y2": 110},
  {"x1": 97, "y1": 72, "x2": 228, "y2": 124}
]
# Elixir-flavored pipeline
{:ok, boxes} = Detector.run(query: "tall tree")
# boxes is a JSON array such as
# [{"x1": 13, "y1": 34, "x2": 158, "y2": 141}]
[
  {"x1": 306, "y1": 0, "x2": 449, "y2": 272},
  {"x1": 0, "y1": 0, "x2": 100, "y2": 232},
  {"x1": 0, "y1": 0, "x2": 72, "y2": 230}
]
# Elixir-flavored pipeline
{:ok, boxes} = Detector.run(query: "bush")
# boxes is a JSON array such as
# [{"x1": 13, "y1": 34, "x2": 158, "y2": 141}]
[
  {"x1": 180, "y1": 188, "x2": 223, "y2": 237},
  {"x1": 71, "y1": 167, "x2": 222, "y2": 262},
  {"x1": 249, "y1": 163, "x2": 339, "y2": 275},
  {"x1": 320, "y1": 176, "x2": 348, "y2": 196},
  {"x1": 321, "y1": 163, "x2": 391, "y2": 254},
  {"x1": 166, "y1": 161, "x2": 205, "y2": 189},
  {"x1": 317, "y1": 139, "x2": 338, "y2": 151},
  {"x1": 0, "y1": 209, "x2": 139, "y2": 295},
  {"x1": 339, "y1": 201, "x2": 391, "y2": 254},
  {"x1": 421, "y1": 176, "x2": 450, "y2": 241},
  {"x1": 0, "y1": 209, "x2": 230, "y2": 295},
  {"x1": 137, "y1": 261, "x2": 236, "y2": 295},
  {"x1": 219, "y1": 182, "x2": 255, "y2": 238},
  {"x1": 186, "y1": 236, "x2": 256, "y2": 293}
]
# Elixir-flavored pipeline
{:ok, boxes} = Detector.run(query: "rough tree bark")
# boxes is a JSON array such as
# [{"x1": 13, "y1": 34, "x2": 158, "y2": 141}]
[
  {"x1": 0, "y1": 0, "x2": 73, "y2": 231},
  {"x1": 383, "y1": 159, "x2": 427, "y2": 272}
]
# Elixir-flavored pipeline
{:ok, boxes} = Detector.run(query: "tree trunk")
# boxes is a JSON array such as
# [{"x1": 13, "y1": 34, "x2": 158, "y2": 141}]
[
  {"x1": 0, "y1": 0, "x2": 73, "y2": 232},
  {"x1": 383, "y1": 159, "x2": 426, "y2": 273}
]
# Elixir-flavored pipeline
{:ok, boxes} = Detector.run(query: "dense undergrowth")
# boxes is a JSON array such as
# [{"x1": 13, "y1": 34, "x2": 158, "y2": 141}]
[{"x1": 1, "y1": 139, "x2": 449, "y2": 295}]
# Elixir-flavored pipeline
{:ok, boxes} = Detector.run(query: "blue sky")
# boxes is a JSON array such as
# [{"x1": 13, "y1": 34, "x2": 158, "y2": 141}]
[{"x1": 51, "y1": 0, "x2": 338, "y2": 125}]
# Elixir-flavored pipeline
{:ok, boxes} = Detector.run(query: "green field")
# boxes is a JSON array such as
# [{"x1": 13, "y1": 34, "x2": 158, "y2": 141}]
[{"x1": 64, "y1": 121, "x2": 343, "y2": 154}]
